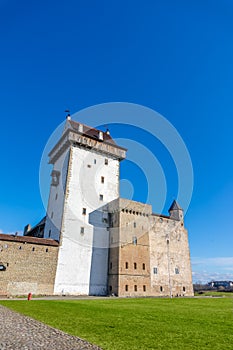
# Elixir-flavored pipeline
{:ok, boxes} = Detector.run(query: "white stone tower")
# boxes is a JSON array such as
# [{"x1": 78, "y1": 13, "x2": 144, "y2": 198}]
[{"x1": 44, "y1": 117, "x2": 126, "y2": 295}]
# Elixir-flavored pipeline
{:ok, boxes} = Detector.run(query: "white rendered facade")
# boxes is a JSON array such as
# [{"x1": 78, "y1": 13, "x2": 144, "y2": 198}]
[{"x1": 44, "y1": 119, "x2": 126, "y2": 295}]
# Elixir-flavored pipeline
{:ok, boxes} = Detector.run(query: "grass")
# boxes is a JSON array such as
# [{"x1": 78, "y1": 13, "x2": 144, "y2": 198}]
[
  {"x1": 0, "y1": 298, "x2": 233, "y2": 350},
  {"x1": 194, "y1": 291, "x2": 233, "y2": 297}
]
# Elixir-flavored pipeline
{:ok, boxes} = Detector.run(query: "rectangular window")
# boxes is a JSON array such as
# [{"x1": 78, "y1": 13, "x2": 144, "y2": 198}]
[
  {"x1": 110, "y1": 262, "x2": 112, "y2": 269},
  {"x1": 160, "y1": 286, "x2": 163, "y2": 292},
  {"x1": 134, "y1": 222, "x2": 136, "y2": 228},
  {"x1": 132, "y1": 236, "x2": 137, "y2": 245},
  {"x1": 49, "y1": 229, "x2": 51, "y2": 238},
  {"x1": 105, "y1": 158, "x2": 108, "y2": 165},
  {"x1": 101, "y1": 176, "x2": 104, "y2": 183},
  {"x1": 125, "y1": 262, "x2": 128, "y2": 269},
  {"x1": 143, "y1": 285, "x2": 146, "y2": 292},
  {"x1": 82, "y1": 208, "x2": 86, "y2": 215},
  {"x1": 94, "y1": 159, "x2": 96, "y2": 164},
  {"x1": 125, "y1": 285, "x2": 128, "y2": 291},
  {"x1": 175, "y1": 267, "x2": 179, "y2": 274},
  {"x1": 99, "y1": 194, "x2": 104, "y2": 201},
  {"x1": 134, "y1": 285, "x2": 137, "y2": 292},
  {"x1": 134, "y1": 262, "x2": 137, "y2": 269},
  {"x1": 80, "y1": 227, "x2": 85, "y2": 234},
  {"x1": 153, "y1": 267, "x2": 158, "y2": 274},
  {"x1": 142, "y1": 263, "x2": 145, "y2": 270}
]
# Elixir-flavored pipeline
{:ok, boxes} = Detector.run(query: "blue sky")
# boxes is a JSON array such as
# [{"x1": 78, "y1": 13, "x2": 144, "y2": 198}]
[{"x1": 0, "y1": 0, "x2": 232, "y2": 283}]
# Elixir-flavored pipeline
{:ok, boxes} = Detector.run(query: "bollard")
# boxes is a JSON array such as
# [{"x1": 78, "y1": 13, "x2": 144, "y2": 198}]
[{"x1": 27, "y1": 292, "x2": 32, "y2": 301}]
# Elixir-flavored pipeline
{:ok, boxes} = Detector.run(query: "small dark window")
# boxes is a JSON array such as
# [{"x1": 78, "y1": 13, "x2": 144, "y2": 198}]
[
  {"x1": 99, "y1": 194, "x2": 103, "y2": 201},
  {"x1": 109, "y1": 285, "x2": 112, "y2": 292},
  {"x1": 125, "y1": 262, "x2": 128, "y2": 269},
  {"x1": 125, "y1": 285, "x2": 128, "y2": 291},
  {"x1": 101, "y1": 176, "x2": 104, "y2": 183},
  {"x1": 32, "y1": 247, "x2": 35, "y2": 252},
  {"x1": 55, "y1": 193, "x2": 58, "y2": 200},
  {"x1": 142, "y1": 263, "x2": 145, "y2": 270},
  {"x1": 134, "y1": 262, "x2": 137, "y2": 269},
  {"x1": 105, "y1": 159, "x2": 108, "y2": 165},
  {"x1": 46, "y1": 248, "x2": 49, "y2": 253},
  {"x1": 51, "y1": 170, "x2": 60, "y2": 186},
  {"x1": 160, "y1": 286, "x2": 163, "y2": 292},
  {"x1": 48, "y1": 229, "x2": 51, "y2": 238},
  {"x1": 94, "y1": 159, "x2": 96, "y2": 164},
  {"x1": 51, "y1": 212, "x2": 53, "y2": 219},
  {"x1": 134, "y1": 222, "x2": 136, "y2": 228},
  {"x1": 134, "y1": 285, "x2": 137, "y2": 292},
  {"x1": 80, "y1": 227, "x2": 85, "y2": 235},
  {"x1": 153, "y1": 267, "x2": 158, "y2": 274},
  {"x1": 132, "y1": 236, "x2": 137, "y2": 245},
  {"x1": 183, "y1": 286, "x2": 186, "y2": 292},
  {"x1": 143, "y1": 285, "x2": 146, "y2": 292},
  {"x1": 87, "y1": 164, "x2": 91, "y2": 168},
  {"x1": 110, "y1": 262, "x2": 112, "y2": 269},
  {"x1": 82, "y1": 208, "x2": 86, "y2": 215},
  {"x1": 19, "y1": 246, "x2": 22, "y2": 250},
  {"x1": 167, "y1": 239, "x2": 169, "y2": 245},
  {"x1": 175, "y1": 268, "x2": 179, "y2": 274}
]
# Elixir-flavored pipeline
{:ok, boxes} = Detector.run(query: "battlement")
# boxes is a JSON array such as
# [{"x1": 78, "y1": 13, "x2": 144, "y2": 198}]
[{"x1": 48, "y1": 120, "x2": 127, "y2": 164}]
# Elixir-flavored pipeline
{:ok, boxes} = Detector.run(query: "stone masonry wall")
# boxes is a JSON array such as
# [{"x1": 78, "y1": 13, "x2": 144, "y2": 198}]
[
  {"x1": 107, "y1": 198, "x2": 194, "y2": 297},
  {"x1": 0, "y1": 235, "x2": 59, "y2": 296}
]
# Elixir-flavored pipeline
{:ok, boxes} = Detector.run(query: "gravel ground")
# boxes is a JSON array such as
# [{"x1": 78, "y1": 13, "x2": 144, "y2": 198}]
[{"x1": 0, "y1": 305, "x2": 102, "y2": 350}]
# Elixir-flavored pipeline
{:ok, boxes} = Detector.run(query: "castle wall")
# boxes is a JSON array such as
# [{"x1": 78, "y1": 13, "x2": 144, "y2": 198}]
[
  {"x1": 0, "y1": 235, "x2": 58, "y2": 296},
  {"x1": 44, "y1": 147, "x2": 70, "y2": 241},
  {"x1": 54, "y1": 145, "x2": 120, "y2": 295},
  {"x1": 149, "y1": 215, "x2": 193, "y2": 296},
  {"x1": 108, "y1": 198, "x2": 193, "y2": 297},
  {"x1": 108, "y1": 199, "x2": 152, "y2": 296}
]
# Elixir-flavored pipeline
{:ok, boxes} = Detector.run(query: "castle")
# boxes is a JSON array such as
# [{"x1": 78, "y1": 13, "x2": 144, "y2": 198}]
[{"x1": 0, "y1": 117, "x2": 193, "y2": 297}]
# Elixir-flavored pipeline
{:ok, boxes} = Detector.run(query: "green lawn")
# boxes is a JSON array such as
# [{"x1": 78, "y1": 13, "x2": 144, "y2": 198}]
[
  {"x1": 0, "y1": 298, "x2": 233, "y2": 350},
  {"x1": 194, "y1": 291, "x2": 233, "y2": 297}
]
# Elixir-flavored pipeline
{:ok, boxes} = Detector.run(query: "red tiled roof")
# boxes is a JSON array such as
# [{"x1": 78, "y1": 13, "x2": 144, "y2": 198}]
[
  {"x1": 69, "y1": 120, "x2": 117, "y2": 145},
  {"x1": 0, "y1": 234, "x2": 59, "y2": 246}
]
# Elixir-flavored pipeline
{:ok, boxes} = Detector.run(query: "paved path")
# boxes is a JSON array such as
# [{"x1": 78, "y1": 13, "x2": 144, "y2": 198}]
[{"x1": 0, "y1": 305, "x2": 102, "y2": 350}]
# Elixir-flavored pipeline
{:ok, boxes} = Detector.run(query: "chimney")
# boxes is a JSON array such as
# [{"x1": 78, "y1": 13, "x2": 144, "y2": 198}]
[{"x1": 78, "y1": 124, "x2": 83, "y2": 133}]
